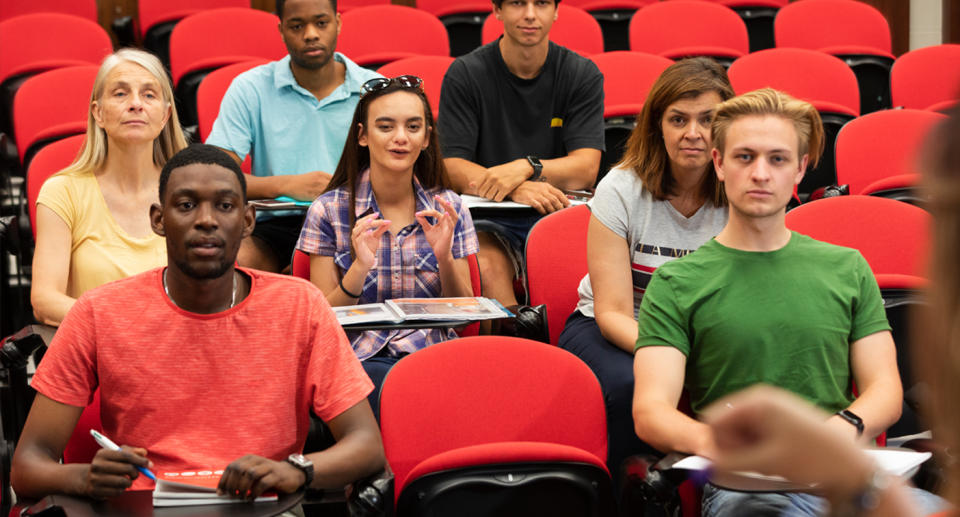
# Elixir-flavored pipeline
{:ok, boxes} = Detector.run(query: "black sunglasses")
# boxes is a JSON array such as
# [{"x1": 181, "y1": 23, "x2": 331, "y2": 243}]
[{"x1": 361, "y1": 75, "x2": 424, "y2": 97}]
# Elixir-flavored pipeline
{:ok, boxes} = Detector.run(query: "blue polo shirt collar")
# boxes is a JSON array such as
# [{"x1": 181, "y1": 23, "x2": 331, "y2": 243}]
[{"x1": 273, "y1": 53, "x2": 368, "y2": 109}]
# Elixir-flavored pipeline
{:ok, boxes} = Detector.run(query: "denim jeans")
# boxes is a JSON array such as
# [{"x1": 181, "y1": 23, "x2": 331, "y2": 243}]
[{"x1": 702, "y1": 483, "x2": 947, "y2": 517}]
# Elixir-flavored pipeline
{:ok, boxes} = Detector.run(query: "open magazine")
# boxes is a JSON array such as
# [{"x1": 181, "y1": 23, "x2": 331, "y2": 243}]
[
  {"x1": 153, "y1": 470, "x2": 278, "y2": 507},
  {"x1": 335, "y1": 297, "x2": 512, "y2": 326}
]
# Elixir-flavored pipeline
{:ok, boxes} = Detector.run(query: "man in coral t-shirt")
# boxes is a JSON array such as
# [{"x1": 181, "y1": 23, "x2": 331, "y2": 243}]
[{"x1": 12, "y1": 144, "x2": 384, "y2": 501}]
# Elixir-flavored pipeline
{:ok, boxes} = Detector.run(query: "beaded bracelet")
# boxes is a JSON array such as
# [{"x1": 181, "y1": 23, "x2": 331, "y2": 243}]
[{"x1": 339, "y1": 276, "x2": 362, "y2": 298}]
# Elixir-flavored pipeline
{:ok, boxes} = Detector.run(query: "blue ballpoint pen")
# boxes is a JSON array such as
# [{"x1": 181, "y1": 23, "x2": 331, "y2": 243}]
[{"x1": 90, "y1": 429, "x2": 157, "y2": 481}]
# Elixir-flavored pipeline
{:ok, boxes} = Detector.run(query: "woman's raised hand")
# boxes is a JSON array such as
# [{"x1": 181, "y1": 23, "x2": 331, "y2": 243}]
[
  {"x1": 416, "y1": 196, "x2": 458, "y2": 261},
  {"x1": 351, "y1": 212, "x2": 391, "y2": 270}
]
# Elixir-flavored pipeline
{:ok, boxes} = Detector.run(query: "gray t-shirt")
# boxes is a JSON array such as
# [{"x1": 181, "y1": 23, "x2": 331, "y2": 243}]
[{"x1": 576, "y1": 166, "x2": 728, "y2": 318}]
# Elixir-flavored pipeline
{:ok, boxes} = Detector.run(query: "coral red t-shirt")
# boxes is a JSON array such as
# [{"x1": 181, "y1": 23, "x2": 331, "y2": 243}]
[{"x1": 32, "y1": 267, "x2": 373, "y2": 489}]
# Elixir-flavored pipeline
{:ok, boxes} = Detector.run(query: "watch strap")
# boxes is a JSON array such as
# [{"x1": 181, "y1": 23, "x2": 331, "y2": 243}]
[
  {"x1": 285, "y1": 454, "x2": 314, "y2": 489},
  {"x1": 836, "y1": 409, "x2": 865, "y2": 437}
]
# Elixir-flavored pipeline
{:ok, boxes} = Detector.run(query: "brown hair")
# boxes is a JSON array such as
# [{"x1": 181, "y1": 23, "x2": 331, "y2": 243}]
[
  {"x1": 618, "y1": 57, "x2": 734, "y2": 206},
  {"x1": 325, "y1": 82, "x2": 449, "y2": 233},
  {"x1": 711, "y1": 88, "x2": 825, "y2": 170},
  {"x1": 917, "y1": 106, "x2": 960, "y2": 505}
]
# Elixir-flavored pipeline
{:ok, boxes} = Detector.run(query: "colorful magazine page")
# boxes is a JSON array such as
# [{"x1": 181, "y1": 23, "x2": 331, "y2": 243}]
[
  {"x1": 334, "y1": 303, "x2": 404, "y2": 326},
  {"x1": 153, "y1": 470, "x2": 278, "y2": 507},
  {"x1": 386, "y1": 297, "x2": 511, "y2": 321}
]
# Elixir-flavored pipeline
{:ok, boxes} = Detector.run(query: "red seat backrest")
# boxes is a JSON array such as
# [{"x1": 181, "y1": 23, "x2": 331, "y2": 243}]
[
  {"x1": 774, "y1": 0, "x2": 892, "y2": 57},
  {"x1": 891, "y1": 44, "x2": 960, "y2": 111},
  {"x1": 727, "y1": 47, "x2": 860, "y2": 117},
  {"x1": 376, "y1": 56, "x2": 454, "y2": 120},
  {"x1": 137, "y1": 0, "x2": 248, "y2": 39},
  {"x1": 835, "y1": 109, "x2": 946, "y2": 195},
  {"x1": 0, "y1": 13, "x2": 111, "y2": 85},
  {"x1": 784, "y1": 196, "x2": 929, "y2": 287},
  {"x1": 168, "y1": 8, "x2": 286, "y2": 86},
  {"x1": 0, "y1": 0, "x2": 97, "y2": 24},
  {"x1": 196, "y1": 59, "x2": 271, "y2": 142},
  {"x1": 588, "y1": 51, "x2": 673, "y2": 119},
  {"x1": 525, "y1": 205, "x2": 590, "y2": 346},
  {"x1": 13, "y1": 66, "x2": 96, "y2": 165},
  {"x1": 26, "y1": 134, "x2": 85, "y2": 239},
  {"x1": 629, "y1": 1, "x2": 749, "y2": 60},
  {"x1": 482, "y1": 4, "x2": 604, "y2": 56},
  {"x1": 338, "y1": 6, "x2": 450, "y2": 68},
  {"x1": 380, "y1": 336, "x2": 607, "y2": 499},
  {"x1": 415, "y1": 0, "x2": 491, "y2": 18}
]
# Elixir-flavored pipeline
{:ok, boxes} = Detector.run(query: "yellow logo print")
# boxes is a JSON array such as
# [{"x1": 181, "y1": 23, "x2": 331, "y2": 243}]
[{"x1": 551, "y1": 118, "x2": 563, "y2": 128}]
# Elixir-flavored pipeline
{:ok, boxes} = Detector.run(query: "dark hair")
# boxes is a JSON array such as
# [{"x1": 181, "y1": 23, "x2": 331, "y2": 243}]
[
  {"x1": 159, "y1": 144, "x2": 247, "y2": 203},
  {"x1": 619, "y1": 57, "x2": 734, "y2": 206},
  {"x1": 325, "y1": 82, "x2": 449, "y2": 233},
  {"x1": 491, "y1": 0, "x2": 559, "y2": 7},
  {"x1": 277, "y1": 0, "x2": 337, "y2": 19}
]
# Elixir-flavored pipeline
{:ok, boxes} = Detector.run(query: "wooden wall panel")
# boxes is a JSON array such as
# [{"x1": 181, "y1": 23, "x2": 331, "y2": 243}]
[{"x1": 946, "y1": 0, "x2": 960, "y2": 44}]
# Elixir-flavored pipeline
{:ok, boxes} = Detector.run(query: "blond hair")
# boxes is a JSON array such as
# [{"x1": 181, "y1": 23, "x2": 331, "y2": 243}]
[
  {"x1": 618, "y1": 57, "x2": 734, "y2": 206},
  {"x1": 60, "y1": 48, "x2": 188, "y2": 176},
  {"x1": 711, "y1": 88, "x2": 824, "y2": 169}
]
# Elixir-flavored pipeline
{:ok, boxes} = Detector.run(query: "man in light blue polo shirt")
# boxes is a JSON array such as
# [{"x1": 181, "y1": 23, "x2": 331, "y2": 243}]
[{"x1": 207, "y1": 0, "x2": 381, "y2": 272}]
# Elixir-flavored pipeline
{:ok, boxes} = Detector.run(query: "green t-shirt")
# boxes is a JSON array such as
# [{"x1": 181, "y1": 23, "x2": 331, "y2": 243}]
[{"x1": 636, "y1": 232, "x2": 891, "y2": 415}]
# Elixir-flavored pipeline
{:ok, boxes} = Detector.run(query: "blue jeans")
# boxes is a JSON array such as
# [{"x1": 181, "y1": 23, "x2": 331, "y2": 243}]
[{"x1": 702, "y1": 483, "x2": 948, "y2": 517}]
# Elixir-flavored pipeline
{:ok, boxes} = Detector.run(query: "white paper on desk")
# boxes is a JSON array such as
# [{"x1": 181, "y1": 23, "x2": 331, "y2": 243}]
[
  {"x1": 672, "y1": 448, "x2": 932, "y2": 479},
  {"x1": 460, "y1": 194, "x2": 588, "y2": 209}
]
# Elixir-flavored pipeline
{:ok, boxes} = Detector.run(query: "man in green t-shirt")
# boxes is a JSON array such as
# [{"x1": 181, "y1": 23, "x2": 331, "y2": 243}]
[{"x1": 632, "y1": 89, "x2": 903, "y2": 516}]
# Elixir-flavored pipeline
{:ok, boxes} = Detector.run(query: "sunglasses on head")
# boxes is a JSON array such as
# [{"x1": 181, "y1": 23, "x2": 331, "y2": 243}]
[{"x1": 361, "y1": 75, "x2": 424, "y2": 97}]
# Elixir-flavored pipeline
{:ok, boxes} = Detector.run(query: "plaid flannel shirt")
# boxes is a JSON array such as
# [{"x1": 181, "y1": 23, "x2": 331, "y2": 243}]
[{"x1": 297, "y1": 169, "x2": 479, "y2": 360}]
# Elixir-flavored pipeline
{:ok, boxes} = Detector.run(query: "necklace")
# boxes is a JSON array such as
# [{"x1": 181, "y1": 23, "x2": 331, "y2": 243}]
[{"x1": 163, "y1": 269, "x2": 238, "y2": 310}]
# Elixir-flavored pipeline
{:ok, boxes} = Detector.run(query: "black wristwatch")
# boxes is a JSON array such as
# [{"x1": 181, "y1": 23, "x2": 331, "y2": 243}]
[
  {"x1": 836, "y1": 409, "x2": 865, "y2": 437},
  {"x1": 526, "y1": 155, "x2": 543, "y2": 181},
  {"x1": 285, "y1": 453, "x2": 314, "y2": 489}
]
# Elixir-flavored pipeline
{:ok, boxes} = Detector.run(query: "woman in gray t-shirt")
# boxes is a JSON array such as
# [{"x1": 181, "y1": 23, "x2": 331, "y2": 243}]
[{"x1": 557, "y1": 58, "x2": 733, "y2": 478}]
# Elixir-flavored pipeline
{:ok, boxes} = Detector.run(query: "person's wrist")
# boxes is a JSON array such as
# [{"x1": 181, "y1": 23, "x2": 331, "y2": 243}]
[{"x1": 825, "y1": 460, "x2": 890, "y2": 516}]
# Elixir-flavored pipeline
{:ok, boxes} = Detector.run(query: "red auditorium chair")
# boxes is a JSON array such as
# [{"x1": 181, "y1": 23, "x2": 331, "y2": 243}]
[
  {"x1": 135, "y1": 0, "x2": 249, "y2": 68},
  {"x1": 26, "y1": 134, "x2": 85, "y2": 239},
  {"x1": 727, "y1": 48, "x2": 860, "y2": 197},
  {"x1": 379, "y1": 336, "x2": 614, "y2": 516},
  {"x1": 785, "y1": 196, "x2": 928, "y2": 291},
  {"x1": 195, "y1": 59, "x2": 268, "y2": 175},
  {"x1": 668, "y1": 0, "x2": 788, "y2": 52},
  {"x1": 561, "y1": 0, "x2": 657, "y2": 52},
  {"x1": 482, "y1": 4, "x2": 605, "y2": 56},
  {"x1": 891, "y1": 44, "x2": 960, "y2": 113},
  {"x1": 629, "y1": 1, "x2": 749, "y2": 67},
  {"x1": 0, "y1": 13, "x2": 111, "y2": 146},
  {"x1": 338, "y1": 0, "x2": 391, "y2": 12},
  {"x1": 775, "y1": 0, "x2": 895, "y2": 114},
  {"x1": 338, "y1": 5, "x2": 450, "y2": 68},
  {"x1": 416, "y1": 0, "x2": 492, "y2": 57},
  {"x1": 0, "y1": 0, "x2": 97, "y2": 23},
  {"x1": 168, "y1": 8, "x2": 286, "y2": 127},
  {"x1": 376, "y1": 56, "x2": 455, "y2": 120},
  {"x1": 12, "y1": 66, "x2": 97, "y2": 170},
  {"x1": 525, "y1": 204, "x2": 590, "y2": 346},
  {"x1": 588, "y1": 51, "x2": 673, "y2": 180},
  {"x1": 196, "y1": 59, "x2": 270, "y2": 142},
  {"x1": 834, "y1": 109, "x2": 946, "y2": 202}
]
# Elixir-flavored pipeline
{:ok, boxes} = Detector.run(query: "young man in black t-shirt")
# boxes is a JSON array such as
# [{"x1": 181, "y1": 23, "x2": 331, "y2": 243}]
[{"x1": 438, "y1": 0, "x2": 604, "y2": 308}]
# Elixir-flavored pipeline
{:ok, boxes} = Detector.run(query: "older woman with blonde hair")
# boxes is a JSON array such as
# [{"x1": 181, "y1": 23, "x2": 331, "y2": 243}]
[{"x1": 31, "y1": 48, "x2": 188, "y2": 326}]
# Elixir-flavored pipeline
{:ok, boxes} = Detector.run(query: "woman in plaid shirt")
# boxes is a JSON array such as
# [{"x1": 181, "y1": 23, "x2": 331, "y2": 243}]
[{"x1": 296, "y1": 76, "x2": 479, "y2": 419}]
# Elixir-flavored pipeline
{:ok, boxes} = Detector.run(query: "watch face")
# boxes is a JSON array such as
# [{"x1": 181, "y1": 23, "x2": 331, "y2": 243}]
[{"x1": 288, "y1": 454, "x2": 311, "y2": 468}]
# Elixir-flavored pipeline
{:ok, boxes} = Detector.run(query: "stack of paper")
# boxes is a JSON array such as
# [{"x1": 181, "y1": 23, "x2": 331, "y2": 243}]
[{"x1": 152, "y1": 470, "x2": 278, "y2": 507}]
